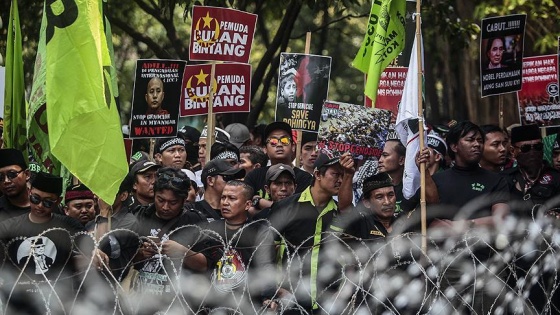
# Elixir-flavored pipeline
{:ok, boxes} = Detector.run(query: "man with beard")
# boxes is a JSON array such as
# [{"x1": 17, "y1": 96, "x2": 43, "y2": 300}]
[
  {"x1": 479, "y1": 124, "x2": 508, "y2": 172},
  {"x1": 0, "y1": 149, "x2": 31, "y2": 221},
  {"x1": 503, "y1": 124, "x2": 560, "y2": 215},
  {"x1": 430, "y1": 121, "x2": 509, "y2": 229}
]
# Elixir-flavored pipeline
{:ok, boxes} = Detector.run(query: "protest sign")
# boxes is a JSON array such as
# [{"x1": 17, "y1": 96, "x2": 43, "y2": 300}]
[
  {"x1": 180, "y1": 63, "x2": 251, "y2": 117},
  {"x1": 275, "y1": 53, "x2": 331, "y2": 132},
  {"x1": 480, "y1": 14, "x2": 526, "y2": 97},
  {"x1": 317, "y1": 101, "x2": 391, "y2": 162},
  {"x1": 365, "y1": 67, "x2": 408, "y2": 124},
  {"x1": 189, "y1": 6, "x2": 257, "y2": 63},
  {"x1": 130, "y1": 59, "x2": 186, "y2": 138},
  {"x1": 517, "y1": 55, "x2": 560, "y2": 126}
]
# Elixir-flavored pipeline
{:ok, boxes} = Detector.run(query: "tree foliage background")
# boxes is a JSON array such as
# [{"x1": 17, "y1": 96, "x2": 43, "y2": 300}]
[{"x1": 1, "y1": 0, "x2": 559, "y2": 130}]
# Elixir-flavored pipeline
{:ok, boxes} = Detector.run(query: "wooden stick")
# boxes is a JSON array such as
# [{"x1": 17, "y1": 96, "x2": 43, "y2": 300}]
[
  {"x1": 499, "y1": 95, "x2": 504, "y2": 129},
  {"x1": 149, "y1": 138, "x2": 155, "y2": 162},
  {"x1": 295, "y1": 32, "x2": 312, "y2": 168},
  {"x1": 206, "y1": 61, "x2": 217, "y2": 163}
]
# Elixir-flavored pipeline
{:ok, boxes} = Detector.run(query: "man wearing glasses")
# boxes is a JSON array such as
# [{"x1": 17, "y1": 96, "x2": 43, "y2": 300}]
[
  {"x1": 504, "y1": 124, "x2": 560, "y2": 215},
  {"x1": 0, "y1": 171, "x2": 84, "y2": 314},
  {"x1": 0, "y1": 148, "x2": 31, "y2": 221},
  {"x1": 244, "y1": 122, "x2": 312, "y2": 211}
]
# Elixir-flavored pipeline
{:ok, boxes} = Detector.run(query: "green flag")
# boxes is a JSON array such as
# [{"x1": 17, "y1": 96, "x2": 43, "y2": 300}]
[
  {"x1": 45, "y1": 0, "x2": 127, "y2": 202},
  {"x1": 353, "y1": 0, "x2": 406, "y2": 104},
  {"x1": 4, "y1": 0, "x2": 27, "y2": 151}
]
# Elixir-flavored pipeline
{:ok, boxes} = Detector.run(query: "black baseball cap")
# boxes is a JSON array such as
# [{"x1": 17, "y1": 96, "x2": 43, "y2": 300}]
[
  {"x1": 264, "y1": 122, "x2": 292, "y2": 140},
  {"x1": 201, "y1": 159, "x2": 245, "y2": 183},
  {"x1": 313, "y1": 153, "x2": 340, "y2": 171}
]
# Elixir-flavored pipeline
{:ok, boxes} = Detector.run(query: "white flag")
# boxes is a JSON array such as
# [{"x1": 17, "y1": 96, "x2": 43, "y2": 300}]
[{"x1": 395, "y1": 34, "x2": 425, "y2": 199}]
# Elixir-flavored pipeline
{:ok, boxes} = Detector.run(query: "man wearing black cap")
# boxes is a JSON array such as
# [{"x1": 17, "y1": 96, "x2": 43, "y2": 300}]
[
  {"x1": 154, "y1": 137, "x2": 187, "y2": 170},
  {"x1": 0, "y1": 148, "x2": 31, "y2": 221},
  {"x1": 194, "y1": 159, "x2": 245, "y2": 222},
  {"x1": 503, "y1": 124, "x2": 560, "y2": 213},
  {"x1": 0, "y1": 171, "x2": 85, "y2": 314},
  {"x1": 252, "y1": 163, "x2": 297, "y2": 218},
  {"x1": 129, "y1": 161, "x2": 161, "y2": 212},
  {"x1": 244, "y1": 122, "x2": 312, "y2": 203},
  {"x1": 330, "y1": 172, "x2": 397, "y2": 241},
  {"x1": 267, "y1": 152, "x2": 353, "y2": 313},
  {"x1": 177, "y1": 125, "x2": 201, "y2": 171}
]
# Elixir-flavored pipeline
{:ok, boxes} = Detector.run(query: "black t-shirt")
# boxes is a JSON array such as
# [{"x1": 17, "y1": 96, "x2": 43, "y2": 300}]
[
  {"x1": 194, "y1": 199, "x2": 222, "y2": 223},
  {"x1": 503, "y1": 166, "x2": 560, "y2": 216},
  {"x1": 330, "y1": 203, "x2": 393, "y2": 241},
  {"x1": 432, "y1": 165, "x2": 509, "y2": 219},
  {"x1": 0, "y1": 195, "x2": 30, "y2": 222},
  {"x1": 394, "y1": 181, "x2": 420, "y2": 215},
  {"x1": 244, "y1": 165, "x2": 312, "y2": 199}
]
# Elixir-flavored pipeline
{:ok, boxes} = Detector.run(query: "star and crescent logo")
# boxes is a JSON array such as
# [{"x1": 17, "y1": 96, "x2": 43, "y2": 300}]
[
  {"x1": 194, "y1": 11, "x2": 220, "y2": 47},
  {"x1": 185, "y1": 69, "x2": 217, "y2": 103}
]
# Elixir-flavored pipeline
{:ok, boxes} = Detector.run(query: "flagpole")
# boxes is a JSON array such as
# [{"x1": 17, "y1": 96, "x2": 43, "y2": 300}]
[
  {"x1": 206, "y1": 61, "x2": 217, "y2": 163},
  {"x1": 415, "y1": 0, "x2": 427, "y2": 254}
]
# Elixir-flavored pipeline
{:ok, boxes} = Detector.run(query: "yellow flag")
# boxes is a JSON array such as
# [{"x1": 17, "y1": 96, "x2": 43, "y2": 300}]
[
  {"x1": 353, "y1": 0, "x2": 406, "y2": 104},
  {"x1": 45, "y1": 0, "x2": 127, "y2": 202}
]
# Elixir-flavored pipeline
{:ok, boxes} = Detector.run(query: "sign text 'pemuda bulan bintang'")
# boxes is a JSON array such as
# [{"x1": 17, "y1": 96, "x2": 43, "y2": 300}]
[
  {"x1": 180, "y1": 63, "x2": 251, "y2": 117},
  {"x1": 189, "y1": 6, "x2": 257, "y2": 64}
]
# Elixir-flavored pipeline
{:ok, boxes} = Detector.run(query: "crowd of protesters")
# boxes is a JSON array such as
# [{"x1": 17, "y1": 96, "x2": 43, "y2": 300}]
[{"x1": 1, "y1": 119, "x2": 560, "y2": 314}]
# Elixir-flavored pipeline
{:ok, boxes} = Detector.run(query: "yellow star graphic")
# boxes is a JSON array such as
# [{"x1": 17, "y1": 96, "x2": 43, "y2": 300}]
[
  {"x1": 202, "y1": 12, "x2": 213, "y2": 28},
  {"x1": 195, "y1": 69, "x2": 209, "y2": 85}
]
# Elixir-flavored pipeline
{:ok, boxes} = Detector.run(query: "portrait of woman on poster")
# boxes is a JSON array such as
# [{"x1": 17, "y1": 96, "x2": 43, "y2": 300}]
[
  {"x1": 485, "y1": 37, "x2": 506, "y2": 70},
  {"x1": 145, "y1": 76, "x2": 169, "y2": 116}
]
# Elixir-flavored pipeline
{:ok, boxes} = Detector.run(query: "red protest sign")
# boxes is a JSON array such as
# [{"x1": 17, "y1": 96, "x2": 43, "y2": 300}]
[
  {"x1": 517, "y1": 55, "x2": 560, "y2": 127},
  {"x1": 365, "y1": 67, "x2": 408, "y2": 124},
  {"x1": 189, "y1": 6, "x2": 257, "y2": 63},
  {"x1": 180, "y1": 63, "x2": 252, "y2": 116}
]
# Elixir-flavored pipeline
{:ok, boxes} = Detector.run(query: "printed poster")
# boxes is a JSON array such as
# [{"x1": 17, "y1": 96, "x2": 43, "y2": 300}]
[
  {"x1": 130, "y1": 59, "x2": 186, "y2": 138},
  {"x1": 180, "y1": 63, "x2": 251, "y2": 116},
  {"x1": 365, "y1": 67, "x2": 408, "y2": 124},
  {"x1": 480, "y1": 14, "x2": 526, "y2": 97},
  {"x1": 189, "y1": 6, "x2": 257, "y2": 63},
  {"x1": 275, "y1": 53, "x2": 332, "y2": 133},
  {"x1": 517, "y1": 55, "x2": 560, "y2": 126},
  {"x1": 317, "y1": 101, "x2": 391, "y2": 162}
]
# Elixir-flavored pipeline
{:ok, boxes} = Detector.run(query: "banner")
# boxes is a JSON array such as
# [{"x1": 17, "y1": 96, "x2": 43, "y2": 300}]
[
  {"x1": 130, "y1": 59, "x2": 186, "y2": 138},
  {"x1": 517, "y1": 55, "x2": 559, "y2": 127},
  {"x1": 189, "y1": 6, "x2": 257, "y2": 63},
  {"x1": 180, "y1": 63, "x2": 251, "y2": 117},
  {"x1": 352, "y1": 0, "x2": 406, "y2": 104},
  {"x1": 365, "y1": 67, "x2": 408, "y2": 124},
  {"x1": 45, "y1": 0, "x2": 128, "y2": 202},
  {"x1": 3, "y1": 0, "x2": 27, "y2": 151},
  {"x1": 480, "y1": 14, "x2": 526, "y2": 97},
  {"x1": 275, "y1": 53, "x2": 331, "y2": 132},
  {"x1": 317, "y1": 101, "x2": 391, "y2": 162}
]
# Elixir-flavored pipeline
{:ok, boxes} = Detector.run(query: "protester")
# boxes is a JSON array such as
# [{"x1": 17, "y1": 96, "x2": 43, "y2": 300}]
[
  {"x1": 239, "y1": 145, "x2": 268, "y2": 174},
  {"x1": 252, "y1": 163, "x2": 297, "y2": 218},
  {"x1": 430, "y1": 121, "x2": 509, "y2": 229},
  {"x1": 503, "y1": 124, "x2": 560, "y2": 215},
  {"x1": 132, "y1": 167, "x2": 205, "y2": 314},
  {"x1": 63, "y1": 183, "x2": 96, "y2": 226},
  {"x1": 479, "y1": 124, "x2": 508, "y2": 172},
  {"x1": 0, "y1": 172, "x2": 85, "y2": 314},
  {"x1": 128, "y1": 161, "x2": 161, "y2": 212},
  {"x1": 425, "y1": 133, "x2": 448, "y2": 174},
  {"x1": 154, "y1": 137, "x2": 187, "y2": 170},
  {"x1": 210, "y1": 141, "x2": 240, "y2": 168},
  {"x1": 551, "y1": 134, "x2": 560, "y2": 171},
  {"x1": 0, "y1": 148, "x2": 31, "y2": 221},
  {"x1": 225, "y1": 123, "x2": 251, "y2": 148},
  {"x1": 177, "y1": 125, "x2": 202, "y2": 171},
  {"x1": 250, "y1": 123, "x2": 267, "y2": 149},
  {"x1": 299, "y1": 131, "x2": 318, "y2": 174},
  {"x1": 267, "y1": 153, "x2": 352, "y2": 313},
  {"x1": 244, "y1": 122, "x2": 312, "y2": 203},
  {"x1": 196, "y1": 125, "x2": 230, "y2": 185},
  {"x1": 194, "y1": 159, "x2": 245, "y2": 222}
]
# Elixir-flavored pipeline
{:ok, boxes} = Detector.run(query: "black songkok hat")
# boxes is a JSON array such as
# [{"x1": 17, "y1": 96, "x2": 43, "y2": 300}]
[
  {"x1": 362, "y1": 172, "x2": 393, "y2": 195},
  {"x1": 31, "y1": 172, "x2": 63, "y2": 196},
  {"x1": 510, "y1": 124, "x2": 541, "y2": 144},
  {"x1": 0, "y1": 148, "x2": 27, "y2": 170}
]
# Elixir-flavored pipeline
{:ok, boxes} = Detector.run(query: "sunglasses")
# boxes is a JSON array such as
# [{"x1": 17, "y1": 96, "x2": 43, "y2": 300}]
[
  {"x1": 29, "y1": 194, "x2": 57, "y2": 208},
  {"x1": 515, "y1": 143, "x2": 543, "y2": 153},
  {"x1": 157, "y1": 173, "x2": 190, "y2": 191},
  {"x1": 0, "y1": 169, "x2": 24, "y2": 182},
  {"x1": 266, "y1": 136, "x2": 291, "y2": 147}
]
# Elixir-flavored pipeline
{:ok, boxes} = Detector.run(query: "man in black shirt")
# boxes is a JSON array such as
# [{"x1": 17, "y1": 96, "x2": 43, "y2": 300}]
[
  {"x1": 244, "y1": 122, "x2": 312, "y2": 206},
  {"x1": 430, "y1": 121, "x2": 509, "y2": 229},
  {"x1": 129, "y1": 160, "x2": 161, "y2": 212},
  {"x1": 194, "y1": 159, "x2": 245, "y2": 222},
  {"x1": 0, "y1": 148, "x2": 31, "y2": 221}
]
